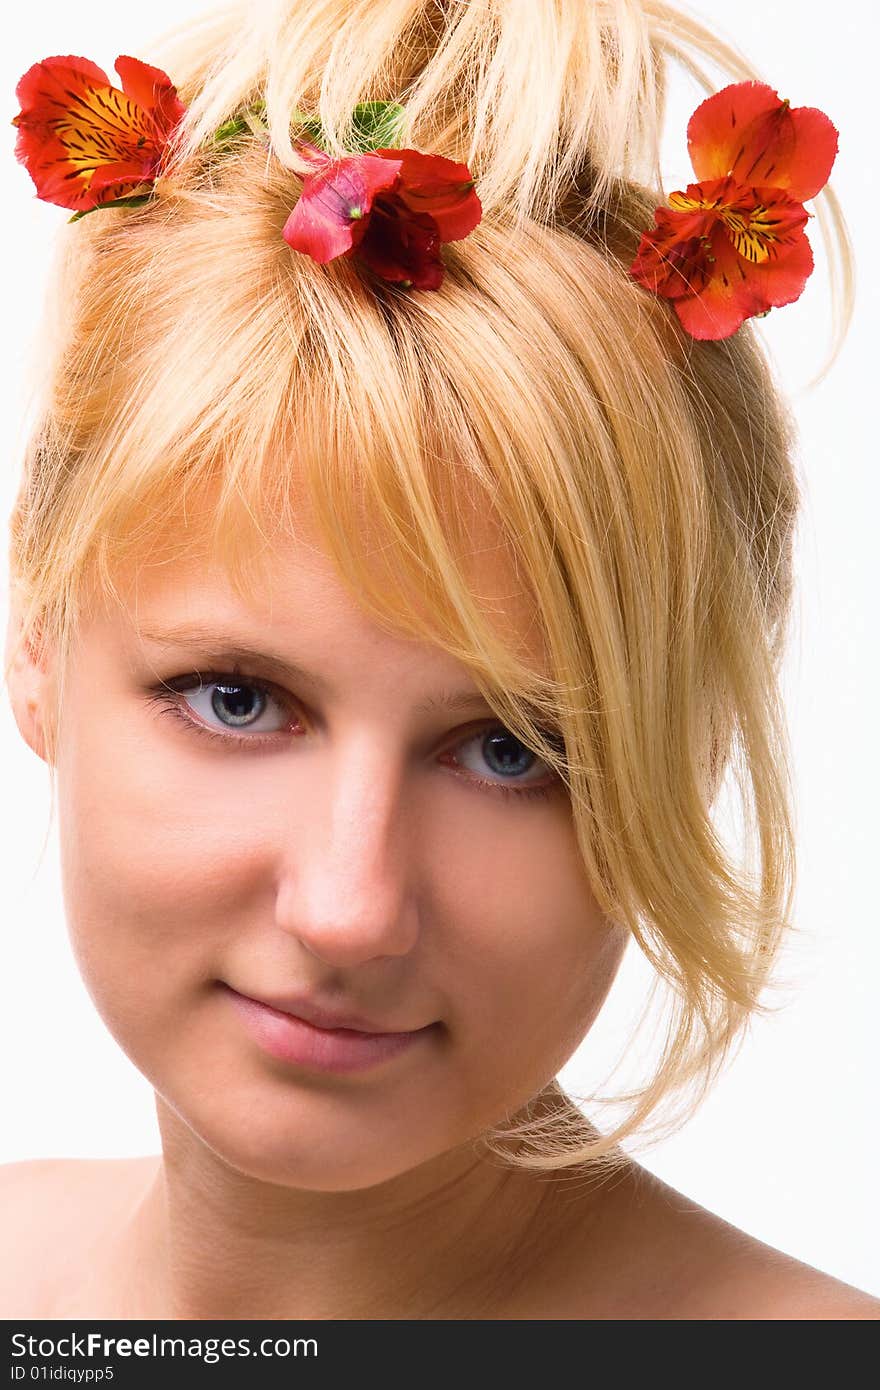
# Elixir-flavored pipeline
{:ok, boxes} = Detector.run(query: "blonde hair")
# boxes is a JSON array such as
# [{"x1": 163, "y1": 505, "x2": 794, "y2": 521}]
[{"x1": 5, "y1": 0, "x2": 854, "y2": 1173}]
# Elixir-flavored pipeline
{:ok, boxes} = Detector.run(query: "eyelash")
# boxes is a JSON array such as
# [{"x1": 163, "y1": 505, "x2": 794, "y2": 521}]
[{"x1": 144, "y1": 669, "x2": 562, "y2": 804}]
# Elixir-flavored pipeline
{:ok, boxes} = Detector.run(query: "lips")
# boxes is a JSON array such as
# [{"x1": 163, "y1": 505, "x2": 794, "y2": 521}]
[
  {"x1": 222, "y1": 984, "x2": 437, "y2": 1074},
  {"x1": 221, "y1": 983, "x2": 424, "y2": 1035}
]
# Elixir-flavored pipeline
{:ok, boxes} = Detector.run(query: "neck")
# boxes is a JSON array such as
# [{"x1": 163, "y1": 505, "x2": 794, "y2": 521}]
[{"x1": 112, "y1": 1092, "x2": 601, "y2": 1320}]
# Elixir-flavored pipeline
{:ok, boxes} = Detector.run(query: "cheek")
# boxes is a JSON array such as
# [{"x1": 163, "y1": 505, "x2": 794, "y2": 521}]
[
  {"x1": 434, "y1": 804, "x2": 622, "y2": 1104},
  {"x1": 54, "y1": 699, "x2": 262, "y2": 1028}
]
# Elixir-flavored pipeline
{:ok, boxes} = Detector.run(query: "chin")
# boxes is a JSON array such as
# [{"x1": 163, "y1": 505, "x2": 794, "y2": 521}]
[{"x1": 159, "y1": 1080, "x2": 455, "y2": 1192}]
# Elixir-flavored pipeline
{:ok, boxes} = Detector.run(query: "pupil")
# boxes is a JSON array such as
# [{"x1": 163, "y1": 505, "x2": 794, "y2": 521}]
[
  {"x1": 212, "y1": 683, "x2": 265, "y2": 726},
  {"x1": 484, "y1": 730, "x2": 533, "y2": 777}
]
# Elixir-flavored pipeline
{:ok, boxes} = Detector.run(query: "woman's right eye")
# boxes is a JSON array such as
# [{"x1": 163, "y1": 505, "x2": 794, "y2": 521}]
[{"x1": 146, "y1": 670, "x2": 302, "y2": 745}]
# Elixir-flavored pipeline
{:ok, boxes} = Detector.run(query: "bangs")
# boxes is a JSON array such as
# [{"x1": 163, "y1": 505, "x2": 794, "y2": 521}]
[{"x1": 49, "y1": 146, "x2": 687, "y2": 762}]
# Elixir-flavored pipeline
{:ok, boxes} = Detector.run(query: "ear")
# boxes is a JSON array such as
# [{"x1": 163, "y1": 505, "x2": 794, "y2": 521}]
[{"x1": 4, "y1": 593, "x2": 57, "y2": 766}]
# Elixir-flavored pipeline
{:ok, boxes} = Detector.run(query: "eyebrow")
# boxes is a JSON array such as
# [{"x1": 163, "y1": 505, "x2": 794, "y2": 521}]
[{"x1": 135, "y1": 621, "x2": 496, "y2": 715}]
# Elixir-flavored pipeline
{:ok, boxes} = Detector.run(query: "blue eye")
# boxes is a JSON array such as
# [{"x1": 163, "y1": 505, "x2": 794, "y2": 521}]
[
  {"x1": 447, "y1": 727, "x2": 557, "y2": 798},
  {"x1": 145, "y1": 669, "x2": 564, "y2": 804},
  {"x1": 166, "y1": 671, "x2": 294, "y2": 736}
]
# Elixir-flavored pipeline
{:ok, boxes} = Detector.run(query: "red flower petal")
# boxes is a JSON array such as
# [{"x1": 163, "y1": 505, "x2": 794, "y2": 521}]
[
  {"x1": 673, "y1": 221, "x2": 815, "y2": 340},
  {"x1": 295, "y1": 139, "x2": 332, "y2": 172},
  {"x1": 629, "y1": 203, "x2": 716, "y2": 300},
  {"x1": 716, "y1": 183, "x2": 809, "y2": 264},
  {"x1": 357, "y1": 201, "x2": 445, "y2": 289},
  {"x1": 114, "y1": 54, "x2": 186, "y2": 136},
  {"x1": 14, "y1": 52, "x2": 112, "y2": 105},
  {"x1": 373, "y1": 147, "x2": 482, "y2": 241},
  {"x1": 282, "y1": 153, "x2": 402, "y2": 262},
  {"x1": 12, "y1": 53, "x2": 184, "y2": 211},
  {"x1": 687, "y1": 80, "x2": 838, "y2": 203}
]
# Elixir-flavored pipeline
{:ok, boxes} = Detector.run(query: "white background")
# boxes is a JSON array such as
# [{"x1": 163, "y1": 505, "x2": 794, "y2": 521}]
[{"x1": 1, "y1": 2, "x2": 876, "y2": 1298}]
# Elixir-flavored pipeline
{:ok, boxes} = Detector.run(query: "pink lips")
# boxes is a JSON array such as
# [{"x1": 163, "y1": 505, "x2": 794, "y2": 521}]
[{"x1": 224, "y1": 986, "x2": 436, "y2": 1074}]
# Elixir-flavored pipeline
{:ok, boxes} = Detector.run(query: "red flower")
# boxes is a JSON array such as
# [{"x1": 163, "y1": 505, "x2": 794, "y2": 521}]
[
  {"x1": 12, "y1": 54, "x2": 186, "y2": 213},
  {"x1": 629, "y1": 81, "x2": 839, "y2": 339},
  {"x1": 283, "y1": 144, "x2": 482, "y2": 289}
]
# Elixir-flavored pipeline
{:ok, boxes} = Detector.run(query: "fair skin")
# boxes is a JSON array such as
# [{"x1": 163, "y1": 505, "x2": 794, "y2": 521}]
[{"x1": 3, "y1": 507, "x2": 879, "y2": 1320}]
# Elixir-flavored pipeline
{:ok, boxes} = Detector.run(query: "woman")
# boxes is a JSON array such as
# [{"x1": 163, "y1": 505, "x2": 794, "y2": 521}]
[{"x1": 2, "y1": 0, "x2": 877, "y2": 1319}]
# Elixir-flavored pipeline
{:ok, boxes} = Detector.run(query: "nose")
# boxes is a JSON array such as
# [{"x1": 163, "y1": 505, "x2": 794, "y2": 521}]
[{"x1": 274, "y1": 735, "x2": 421, "y2": 968}]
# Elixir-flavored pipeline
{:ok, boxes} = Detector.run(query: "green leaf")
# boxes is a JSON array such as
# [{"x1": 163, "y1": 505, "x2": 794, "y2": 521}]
[
  {"x1": 290, "y1": 101, "x2": 407, "y2": 157},
  {"x1": 68, "y1": 194, "x2": 154, "y2": 224},
  {"x1": 348, "y1": 101, "x2": 407, "y2": 153},
  {"x1": 212, "y1": 99, "x2": 267, "y2": 148}
]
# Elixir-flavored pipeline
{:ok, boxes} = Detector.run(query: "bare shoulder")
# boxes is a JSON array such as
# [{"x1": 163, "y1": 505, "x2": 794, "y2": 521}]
[
  {"x1": 0, "y1": 1153, "x2": 159, "y2": 1216},
  {"x1": 598, "y1": 1163, "x2": 880, "y2": 1320},
  {"x1": 0, "y1": 1156, "x2": 160, "y2": 1318}
]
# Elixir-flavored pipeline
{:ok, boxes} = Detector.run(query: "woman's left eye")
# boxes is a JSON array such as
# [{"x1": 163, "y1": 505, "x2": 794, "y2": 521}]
[{"x1": 145, "y1": 670, "x2": 564, "y2": 802}]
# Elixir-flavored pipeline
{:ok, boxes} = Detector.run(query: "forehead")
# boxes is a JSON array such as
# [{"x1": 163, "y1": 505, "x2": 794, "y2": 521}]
[{"x1": 86, "y1": 474, "x2": 549, "y2": 681}]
